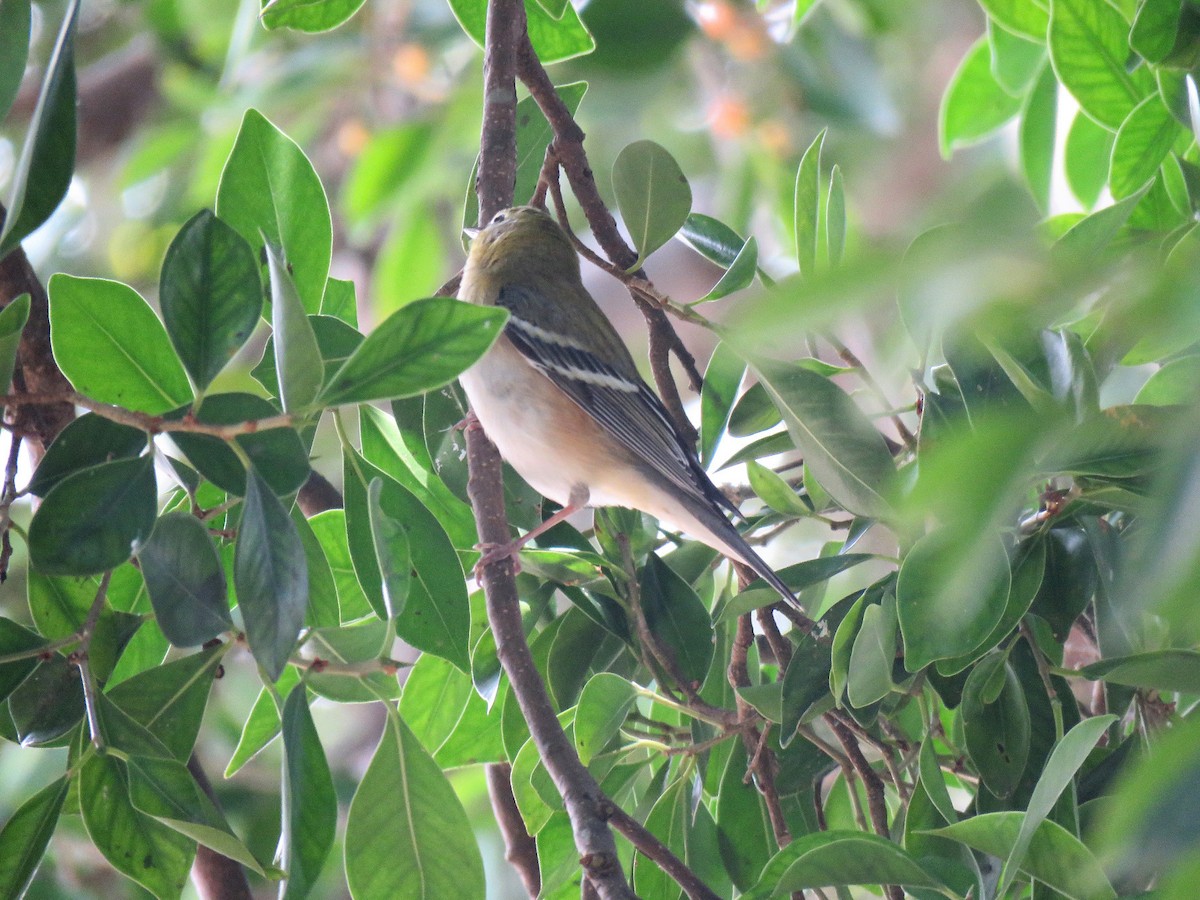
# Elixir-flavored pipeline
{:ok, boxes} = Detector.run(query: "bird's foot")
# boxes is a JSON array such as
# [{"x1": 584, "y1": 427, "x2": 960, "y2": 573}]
[{"x1": 473, "y1": 540, "x2": 523, "y2": 580}]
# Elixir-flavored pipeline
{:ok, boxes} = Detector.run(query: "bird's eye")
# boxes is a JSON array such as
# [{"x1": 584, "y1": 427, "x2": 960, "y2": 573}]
[{"x1": 492, "y1": 211, "x2": 507, "y2": 224}]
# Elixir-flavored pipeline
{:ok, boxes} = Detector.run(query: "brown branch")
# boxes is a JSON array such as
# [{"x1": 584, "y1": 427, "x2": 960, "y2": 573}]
[
  {"x1": 605, "y1": 802, "x2": 721, "y2": 900},
  {"x1": 826, "y1": 335, "x2": 915, "y2": 451},
  {"x1": 297, "y1": 470, "x2": 343, "y2": 517},
  {"x1": 515, "y1": 39, "x2": 703, "y2": 442},
  {"x1": 487, "y1": 763, "x2": 541, "y2": 897},
  {"x1": 757, "y1": 606, "x2": 793, "y2": 670},
  {"x1": 470, "y1": 5, "x2": 633, "y2": 898}
]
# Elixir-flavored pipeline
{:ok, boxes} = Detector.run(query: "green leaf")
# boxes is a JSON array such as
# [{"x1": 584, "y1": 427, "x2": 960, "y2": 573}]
[
  {"x1": 107, "y1": 645, "x2": 223, "y2": 760},
  {"x1": 446, "y1": 0, "x2": 594, "y2": 64},
  {"x1": 254, "y1": 314, "x2": 364, "y2": 394},
  {"x1": 794, "y1": 129, "x2": 825, "y2": 277},
  {"x1": 1064, "y1": 110, "x2": 1115, "y2": 208},
  {"x1": 1131, "y1": 0, "x2": 1183, "y2": 63},
  {"x1": 826, "y1": 165, "x2": 845, "y2": 267},
  {"x1": 928, "y1": 812, "x2": 1116, "y2": 900},
  {"x1": 939, "y1": 36, "x2": 1023, "y2": 157},
  {"x1": 743, "y1": 830, "x2": 948, "y2": 899},
  {"x1": 321, "y1": 277, "x2": 358, "y2": 327},
  {"x1": 700, "y1": 341, "x2": 745, "y2": 467},
  {"x1": 979, "y1": 0, "x2": 1050, "y2": 40},
  {"x1": 463, "y1": 83, "x2": 588, "y2": 234},
  {"x1": 962, "y1": 653, "x2": 1030, "y2": 798},
  {"x1": 344, "y1": 710, "x2": 485, "y2": 899},
  {"x1": 293, "y1": 507, "x2": 340, "y2": 630},
  {"x1": 573, "y1": 672, "x2": 637, "y2": 764},
  {"x1": 641, "y1": 553, "x2": 714, "y2": 686},
  {"x1": 280, "y1": 687, "x2": 336, "y2": 898},
  {"x1": 400, "y1": 653, "x2": 473, "y2": 755},
  {"x1": 717, "y1": 740, "x2": 772, "y2": 890},
  {"x1": 1110, "y1": 94, "x2": 1182, "y2": 198},
  {"x1": 266, "y1": 240, "x2": 323, "y2": 412},
  {"x1": 746, "y1": 460, "x2": 809, "y2": 517},
  {"x1": 898, "y1": 529, "x2": 1010, "y2": 672},
  {"x1": 612, "y1": 140, "x2": 692, "y2": 271},
  {"x1": 846, "y1": 592, "x2": 897, "y2": 708},
  {"x1": 633, "y1": 779, "x2": 689, "y2": 899},
  {"x1": 698, "y1": 236, "x2": 759, "y2": 302},
  {"x1": 0, "y1": 0, "x2": 30, "y2": 123},
  {"x1": 80, "y1": 754, "x2": 195, "y2": 898},
  {"x1": 216, "y1": 109, "x2": 331, "y2": 314},
  {"x1": 0, "y1": 617, "x2": 43, "y2": 704},
  {"x1": 1055, "y1": 183, "x2": 1149, "y2": 255},
  {"x1": 1078, "y1": 649, "x2": 1200, "y2": 692},
  {"x1": 1049, "y1": 0, "x2": 1151, "y2": 130},
  {"x1": 0, "y1": 776, "x2": 68, "y2": 899},
  {"x1": 367, "y1": 477, "x2": 411, "y2": 619},
  {"x1": 234, "y1": 468, "x2": 308, "y2": 681},
  {"x1": 919, "y1": 738, "x2": 958, "y2": 824},
  {"x1": 320, "y1": 297, "x2": 506, "y2": 406},
  {"x1": 261, "y1": 0, "x2": 367, "y2": 32},
  {"x1": 29, "y1": 455, "x2": 157, "y2": 576},
  {"x1": 137, "y1": 512, "x2": 231, "y2": 648},
  {"x1": 225, "y1": 666, "x2": 302, "y2": 777},
  {"x1": 170, "y1": 393, "x2": 310, "y2": 497},
  {"x1": 715, "y1": 554, "x2": 875, "y2": 623},
  {"x1": 7, "y1": 654, "x2": 83, "y2": 745},
  {"x1": 990, "y1": 20, "x2": 1046, "y2": 96},
  {"x1": 1021, "y1": 64, "x2": 1058, "y2": 212},
  {"x1": 0, "y1": 0, "x2": 77, "y2": 256},
  {"x1": 0, "y1": 293, "x2": 29, "y2": 395},
  {"x1": 309, "y1": 509, "x2": 373, "y2": 623},
  {"x1": 48, "y1": 274, "x2": 193, "y2": 415},
  {"x1": 753, "y1": 358, "x2": 894, "y2": 518},
  {"x1": 27, "y1": 412, "x2": 145, "y2": 498},
  {"x1": 159, "y1": 209, "x2": 263, "y2": 392},
  {"x1": 678, "y1": 213, "x2": 752, "y2": 269},
  {"x1": 125, "y1": 754, "x2": 264, "y2": 875},
  {"x1": 997, "y1": 714, "x2": 1117, "y2": 896}
]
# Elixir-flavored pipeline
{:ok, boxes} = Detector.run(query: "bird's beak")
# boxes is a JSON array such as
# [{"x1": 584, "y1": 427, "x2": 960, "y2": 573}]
[{"x1": 462, "y1": 226, "x2": 480, "y2": 240}]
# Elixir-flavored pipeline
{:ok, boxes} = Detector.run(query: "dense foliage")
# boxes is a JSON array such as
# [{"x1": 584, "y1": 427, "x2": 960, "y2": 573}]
[{"x1": 1, "y1": 0, "x2": 1200, "y2": 898}]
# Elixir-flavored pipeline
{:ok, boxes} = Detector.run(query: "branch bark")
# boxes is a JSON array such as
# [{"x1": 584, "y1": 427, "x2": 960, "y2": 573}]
[{"x1": 487, "y1": 763, "x2": 541, "y2": 897}]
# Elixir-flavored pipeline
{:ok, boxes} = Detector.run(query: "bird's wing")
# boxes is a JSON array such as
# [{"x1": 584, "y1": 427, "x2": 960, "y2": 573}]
[{"x1": 496, "y1": 284, "x2": 738, "y2": 518}]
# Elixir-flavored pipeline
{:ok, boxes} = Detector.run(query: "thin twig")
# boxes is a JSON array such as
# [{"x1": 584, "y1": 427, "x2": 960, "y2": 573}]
[
  {"x1": 604, "y1": 802, "x2": 721, "y2": 900},
  {"x1": 71, "y1": 571, "x2": 113, "y2": 749},
  {"x1": 824, "y1": 335, "x2": 915, "y2": 451},
  {"x1": 487, "y1": 763, "x2": 541, "y2": 898}
]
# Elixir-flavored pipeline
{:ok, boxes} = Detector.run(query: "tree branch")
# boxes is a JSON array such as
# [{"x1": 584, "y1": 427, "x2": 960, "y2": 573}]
[{"x1": 487, "y1": 763, "x2": 541, "y2": 898}]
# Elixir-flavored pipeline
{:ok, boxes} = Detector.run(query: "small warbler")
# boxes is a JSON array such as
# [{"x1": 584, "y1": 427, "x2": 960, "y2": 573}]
[{"x1": 458, "y1": 205, "x2": 796, "y2": 604}]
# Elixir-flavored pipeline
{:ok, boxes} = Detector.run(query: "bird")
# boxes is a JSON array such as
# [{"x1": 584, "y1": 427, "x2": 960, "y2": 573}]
[{"x1": 457, "y1": 204, "x2": 796, "y2": 605}]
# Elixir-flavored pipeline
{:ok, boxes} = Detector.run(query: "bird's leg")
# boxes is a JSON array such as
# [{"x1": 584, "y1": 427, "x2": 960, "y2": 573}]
[{"x1": 473, "y1": 485, "x2": 588, "y2": 578}]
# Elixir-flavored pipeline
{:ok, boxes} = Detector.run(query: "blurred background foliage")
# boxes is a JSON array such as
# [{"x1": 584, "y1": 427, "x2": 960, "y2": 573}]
[{"x1": 4, "y1": 0, "x2": 1200, "y2": 897}]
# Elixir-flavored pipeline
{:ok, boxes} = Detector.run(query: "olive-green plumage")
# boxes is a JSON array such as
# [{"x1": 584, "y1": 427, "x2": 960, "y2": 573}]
[{"x1": 459, "y1": 206, "x2": 795, "y2": 603}]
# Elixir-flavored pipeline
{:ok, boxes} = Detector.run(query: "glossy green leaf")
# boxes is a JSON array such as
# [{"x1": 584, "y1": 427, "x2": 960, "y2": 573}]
[
  {"x1": 700, "y1": 341, "x2": 745, "y2": 467},
  {"x1": 612, "y1": 139, "x2": 692, "y2": 269},
  {"x1": 27, "y1": 413, "x2": 145, "y2": 498},
  {"x1": 261, "y1": 0, "x2": 367, "y2": 32},
  {"x1": 280, "y1": 687, "x2": 336, "y2": 898},
  {"x1": 137, "y1": 512, "x2": 230, "y2": 648},
  {"x1": 0, "y1": 292, "x2": 29, "y2": 395},
  {"x1": 0, "y1": 617, "x2": 43, "y2": 704},
  {"x1": 309, "y1": 509, "x2": 373, "y2": 623},
  {"x1": 216, "y1": 109, "x2": 331, "y2": 314},
  {"x1": 1110, "y1": 94, "x2": 1182, "y2": 198},
  {"x1": 48, "y1": 275, "x2": 192, "y2": 415},
  {"x1": 698, "y1": 236, "x2": 758, "y2": 302},
  {"x1": 744, "y1": 830, "x2": 947, "y2": 898},
  {"x1": 305, "y1": 618, "x2": 401, "y2": 703},
  {"x1": 929, "y1": 812, "x2": 1116, "y2": 900},
  {"x1": 344, "y1": 710, "x2": 485, "y2": 899},
  {"x1": 265, "y1": 240, "x2": 323, "y2": 412},
  {"x1": 80, "y1": 754, "x2": 195, "y2": 898},
  {"x1": 573, "y1": 672, "x2": 637, "y2": 764},
  {"x1": 979, "y1": 0, "x2": 1049, "y2": 39},
  {"x1": 293, "y1": 507, "x2": 340, "y2": 630},
  {"x1": 846, "y1": 593, "x2": 897, "y2": 708},
  {"x1": 234, "y1": 468, "x2": 308, "y2": 680},
  {"x1": 998, "y1": 714, "x2": 1117, "y2": 895},
  {"x1": 717, "y1": 741, "x2": 772, "y2": 890},
  {"x1": 716, "y1": 553, "x2": 875, "y2": 622},
  {"x1": 400, "y1": 653, "x2": 473, "y2": 755},
  {"x1": 320, "y1": 297, "x2": 506, "y2": 406},
  {"x1": 1078, "y1": 649, "x2": 1200, "y2": 692},
  {"x1": 962, "y1": 653, "x2": 1030, "y2": 798},
  {"x1": 7, "y1": 654, "x2": 83, "y2": 745},
  {"x1": 939, "y1": 36, "x2": 1023, "y2": 156},
  {"x1": 169, "y1": 393, "x2": 310, "y2": 497},
  {"x1": 159, "y1": 209, "x2": 262, "y2": 391},
  {"x1": 0, "y1": 776, "x2": 67, "y2": 898},
  {"x1": 641, "y1": 553, "x2": 713, "y2": 686},
  {"x1": 29, "y1": 454, "x2": 157, "y2": 576},
  {"x1": 0, "y1": 0, "x2": 77, "y2": 256},
  {"x1": 1064, "y1": 110, "x2": 1115, "y2": 208},
  {"x1": 678, "y1": 213, "x2": 752, "y2": 269},
  {"x1": 794, "y1": 129, "x2": 825, "y2": 276},
  {"x1": 1021, "y1": 64, "x2": 1058, "y2": 212},
  {"x1": 989, "y1": 20, "x2": 1046, "y2": 95},
  {"x1": 128, "y1": 754, "x2": 262, "y2": 871},
  {"x1": 225, "y1": 666, "x2": 302, "y2": 777},
  {"x1": 753, "y1": 358, "x2": 894, "y2": 518},
  {"x1": 1049, "y1": 0, "x2": 1151, "y2": 130},
  {"x1": 632, "y1": 779, "x2": 689, "y2": 899},
  {"x1": 446, "y1": 0, "x2": 594, "y2": 64},
  {"x1": 746, "y1": 460, "x2": 809, "y2": 517},
  {"x1": 107, "y1": 646, "x2": 222, "y2": 760},
  {"x1": 254, "y1": 314, "x2": 364, "y2": 395},
  {"x1": 0, "y1": 0, "x2": 30, "y2": 122},
  {"x1": 827, "y1": 165, "x2": 845, "y2": 267},
  {"x1": 1131, "y1": 0, "x2": 1183, "y2": 63},
  {"x1": 367, "y1": 477, "x2": 411, "y2": 620}
]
